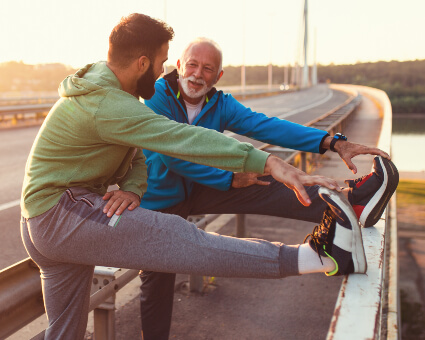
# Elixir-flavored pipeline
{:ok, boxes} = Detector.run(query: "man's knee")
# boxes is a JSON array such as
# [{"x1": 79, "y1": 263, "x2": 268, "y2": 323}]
[{"x1": 140, "y1": 271, "x2": 176, "y2": 300}]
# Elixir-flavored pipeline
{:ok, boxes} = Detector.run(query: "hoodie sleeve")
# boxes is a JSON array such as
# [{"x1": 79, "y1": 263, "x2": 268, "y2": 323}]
[
  {"x1": 223, "y1": 94, "x2": 328, "y2": 153},
  {"x1": 116, "y1": 148, "x2": 148, "y2": 196},
  {"x1": 95, "y1": 89, "x2": 269, "y2": 175}
]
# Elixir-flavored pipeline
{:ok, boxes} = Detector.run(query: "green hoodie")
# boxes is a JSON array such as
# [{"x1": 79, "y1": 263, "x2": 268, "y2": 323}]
[{"x1": 21, "y1": 62, "x2": 270, "y2": 218}]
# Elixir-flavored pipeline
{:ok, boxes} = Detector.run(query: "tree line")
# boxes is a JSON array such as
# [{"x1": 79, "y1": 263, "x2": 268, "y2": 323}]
[{"x1": 1, "y1": 59, "x2": 424, "y2": 114}]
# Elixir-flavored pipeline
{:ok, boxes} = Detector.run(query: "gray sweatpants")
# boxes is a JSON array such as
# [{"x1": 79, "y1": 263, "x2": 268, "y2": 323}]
[{"x1": 21, "y1": 187, "x2": 299, "y2": 340}]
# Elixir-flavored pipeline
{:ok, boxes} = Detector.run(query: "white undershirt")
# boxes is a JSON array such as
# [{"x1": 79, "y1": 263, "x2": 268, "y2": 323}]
[{"x1": 184, "y1": 97, "x2": 205, "y2": 124}]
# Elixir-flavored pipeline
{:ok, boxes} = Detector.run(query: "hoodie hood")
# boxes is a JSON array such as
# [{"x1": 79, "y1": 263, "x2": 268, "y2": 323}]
[{"x1": 58, "y1": 62, "x2": 122, "y2": 98}]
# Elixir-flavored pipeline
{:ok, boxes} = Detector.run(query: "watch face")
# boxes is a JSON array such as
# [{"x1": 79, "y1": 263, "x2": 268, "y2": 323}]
[{"x1": 335, "y1": 133, "x2": 347, "y2": 141}]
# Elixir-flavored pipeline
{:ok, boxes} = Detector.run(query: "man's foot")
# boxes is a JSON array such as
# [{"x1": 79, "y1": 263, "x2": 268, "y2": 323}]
[
  {"x1": 346, "y1": 156, "x2": 399, "y2": 228},
  {"x1": 303, "y1": 187, "x2": 367, "y2": 276}
]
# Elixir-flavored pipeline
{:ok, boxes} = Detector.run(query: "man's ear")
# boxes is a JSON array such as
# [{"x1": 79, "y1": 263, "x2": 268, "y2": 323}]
[
  {"x1": 177, "y1": 59, "x2": 181, "y2": 71},
  {"x1": 215, "y1": 70, "x2": 224, "y2": 83},
  {"x1": 138, "y1": 56, "x2": 151, "y2": 74}
]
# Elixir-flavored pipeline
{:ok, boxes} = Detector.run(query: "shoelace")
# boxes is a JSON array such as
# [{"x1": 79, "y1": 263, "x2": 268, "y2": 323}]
[
  {"x1": 346, "y1": 172, "x2": 374, "y2": 189},
  {"x1": 303, "y1": 208, "x2": 335, "y2": 264}
]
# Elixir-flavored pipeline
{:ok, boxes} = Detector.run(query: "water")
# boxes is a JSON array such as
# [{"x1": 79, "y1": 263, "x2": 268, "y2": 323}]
[{"x1": 392, "y1": 115, "x2": 425, "y2": 172}]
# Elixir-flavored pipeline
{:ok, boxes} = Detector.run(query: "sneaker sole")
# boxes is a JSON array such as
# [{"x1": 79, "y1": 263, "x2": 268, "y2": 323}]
[
  {"x1": 319, "y1": 187, "x2": 367, "y2": 274},
  {"x1": 360, "y1": 156, "x2": 399, "y2": 228}
]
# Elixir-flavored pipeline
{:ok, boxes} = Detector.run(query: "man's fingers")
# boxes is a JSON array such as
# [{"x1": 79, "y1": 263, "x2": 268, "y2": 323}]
[
  {"x1": 106, "y1": 199, "x2": 123, "y2": 217},
  {"x1": 343, "y1": 158, "x2": 357, "y2": 174},
  {"x1": 127, "y1": 201, "x2": 140, "y2": 211},
  {"x1": 300, "y1": 175, "x2": 337, "y2": 190},
  {"x1": 103, "y1": 196, "x2": 116, "y2": 213},
  {"x1": 376, "y1": 149, "x2": 390, "y2": 159},
  {"x1": 292, "y1": 182, "x2": 311, "y2": 206},
  {"x1": 102, "y1": 192, "x2": 113, "y2": 200}
]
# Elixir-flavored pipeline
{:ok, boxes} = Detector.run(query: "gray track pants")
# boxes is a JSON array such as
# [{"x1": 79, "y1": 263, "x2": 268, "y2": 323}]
[
  {"x1": 140, "y1": 176, "x2": 328, "y2": 340},
  {"x1": 21, "y1": 187, "x2": 299, "y2": 340}
]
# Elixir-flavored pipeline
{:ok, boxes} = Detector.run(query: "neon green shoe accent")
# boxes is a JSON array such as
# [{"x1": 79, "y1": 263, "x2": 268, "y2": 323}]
[{"x1": 323, "y1": 245, "x2": 338, "y2": 276}]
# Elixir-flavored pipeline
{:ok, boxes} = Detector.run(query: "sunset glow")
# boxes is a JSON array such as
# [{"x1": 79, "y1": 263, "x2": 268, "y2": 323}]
[{"x1": 0, "y1": 0, "x2": 424, "y2": 68}]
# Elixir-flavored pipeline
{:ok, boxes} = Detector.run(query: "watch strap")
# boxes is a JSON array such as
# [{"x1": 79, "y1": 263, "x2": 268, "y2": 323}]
[
  {"x1": 330, "y1": 133, "x2": 347, "y2": 152},
  {"x1": 330, "y1": 138, "x2": 339, "y2": 152}
]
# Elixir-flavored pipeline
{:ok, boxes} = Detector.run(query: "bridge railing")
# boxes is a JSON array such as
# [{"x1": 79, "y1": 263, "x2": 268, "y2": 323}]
[
  {"x1": 325, "y1": 85, "x2": 400, "y2": 340},
  {"x1": 0, "y1": 87, "x2": 288, "y2": 127},
  {"x1": 1, "y1": 85, "x2": 382, "y2": 339}
]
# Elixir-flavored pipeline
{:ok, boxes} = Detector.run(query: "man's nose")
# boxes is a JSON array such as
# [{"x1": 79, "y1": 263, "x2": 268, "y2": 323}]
[{"x1": 193, "y1": 66, "x2": 202, "y2": 78}]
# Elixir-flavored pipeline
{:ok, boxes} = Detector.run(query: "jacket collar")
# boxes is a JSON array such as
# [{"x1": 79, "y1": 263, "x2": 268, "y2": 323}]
[{"x1": 163, "y1": 69, "x2": 218, "y2": 109}]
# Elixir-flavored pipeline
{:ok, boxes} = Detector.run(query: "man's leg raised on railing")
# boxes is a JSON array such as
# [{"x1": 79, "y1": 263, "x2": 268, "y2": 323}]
[
  {"x1": 21, "y1": 185, "x2": 367, "y2": 340},
  {"x1": 138, "y1": 156, "x2": 399, "y2": 340}
]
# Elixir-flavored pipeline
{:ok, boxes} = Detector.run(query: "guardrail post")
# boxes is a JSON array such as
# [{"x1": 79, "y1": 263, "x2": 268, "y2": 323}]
[
  {"x1": 189, "y1": 275, "x2": 204, "y2": 293},
  {"x1": 188, "y1": 215, "x2": 207, "y2": 293},
  {"x1": 300, "y1": 152, "x2": 307, "y2": 172},
  {"x1": 91, "y1": 267, "x2": 118, "y2": 340},
  {"x1": 236, "y1": 214, "x2": 245, "y2": 238}
]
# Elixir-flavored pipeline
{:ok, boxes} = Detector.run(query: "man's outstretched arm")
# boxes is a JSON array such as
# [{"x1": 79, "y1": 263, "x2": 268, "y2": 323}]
[{"x1": 224, "y1": 95, "x2": 391, "y2": 173}]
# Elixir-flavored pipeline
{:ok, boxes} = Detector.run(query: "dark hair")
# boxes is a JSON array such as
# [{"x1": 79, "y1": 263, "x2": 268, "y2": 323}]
[{"x1": 108, "y1": 13, "x2": 174, "y2": 68}]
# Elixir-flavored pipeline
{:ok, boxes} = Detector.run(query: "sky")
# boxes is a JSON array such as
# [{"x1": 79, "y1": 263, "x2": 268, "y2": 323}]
[{"x1": 0, "y1": 0, "x2": 424, "y2": 68}]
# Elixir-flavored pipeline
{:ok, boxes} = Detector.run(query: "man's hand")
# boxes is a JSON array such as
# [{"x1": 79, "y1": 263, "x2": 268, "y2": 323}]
[
  {"x1": 102, "y1": 190, "x2": 140, "y2": 217},
  {"x1": 232, "y1": 172, "x2": 271, "y2": 188},
  {"x1": 264, "y1": 155, "x2": 341, "y2": 206},
  {"x1": 324, "y1": 136, "x2": 390, "y2": 174}
]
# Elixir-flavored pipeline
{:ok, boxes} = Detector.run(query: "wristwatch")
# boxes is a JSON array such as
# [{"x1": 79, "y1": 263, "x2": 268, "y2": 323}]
[{"x1": 330, "y1": 133, "x2": 347, "y2": 152}]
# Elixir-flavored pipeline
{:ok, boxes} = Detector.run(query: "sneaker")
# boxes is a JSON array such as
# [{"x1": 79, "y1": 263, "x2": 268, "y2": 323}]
[
  {"x1": 345, "y1": 156, "x2": 399, "y2": 228},
  {"x1": 303, "y1": 187, "x2": 367, "y2": 276}
]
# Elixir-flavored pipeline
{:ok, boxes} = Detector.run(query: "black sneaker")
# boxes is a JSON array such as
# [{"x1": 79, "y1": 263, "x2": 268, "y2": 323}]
[
  {"x1": 345, "y1": 156, "x2": 399, "y2": 228},
  {"x1": 303, "y1": 187, "x2": 367, "y2": 276}
]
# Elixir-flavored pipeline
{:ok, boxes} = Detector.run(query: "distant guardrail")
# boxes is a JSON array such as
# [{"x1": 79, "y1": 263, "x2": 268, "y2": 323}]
[
  {"x1": 0, "y1": 96, "x2": 58, "y2": 106},
  {"x1": 0, "y1": 87, "x2": 292, "y2": 127}
]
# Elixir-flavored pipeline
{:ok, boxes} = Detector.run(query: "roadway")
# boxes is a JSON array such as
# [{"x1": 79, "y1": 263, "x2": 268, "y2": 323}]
[{"x1": 0, "y1": 84, "x2": 348, "y2": 270}]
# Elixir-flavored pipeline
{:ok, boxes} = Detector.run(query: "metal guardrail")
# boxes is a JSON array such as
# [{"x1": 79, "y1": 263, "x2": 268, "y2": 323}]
[
  {"x1": 0, "y1": 86, "x2": 372, "y2": 339},
  {"x1": 0, "y1": 88, "x2": 291, "y2": 126}
]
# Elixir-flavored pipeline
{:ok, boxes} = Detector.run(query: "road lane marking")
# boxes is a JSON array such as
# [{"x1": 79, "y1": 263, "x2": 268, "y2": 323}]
[
  {"x1": 0, "y1": 199, "x2": 20, "y2": 212},
  {"x1": 225, "y1": 89, "x2": 333, "y2": 137},
  {"x1": 276, "y1": 89, "x2": 333, "y2": 119}
]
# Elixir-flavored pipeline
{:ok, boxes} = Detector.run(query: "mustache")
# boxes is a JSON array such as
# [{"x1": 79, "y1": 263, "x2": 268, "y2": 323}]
[{"x1": 185, "y1": 75, "x2": 206, "y2": 85}]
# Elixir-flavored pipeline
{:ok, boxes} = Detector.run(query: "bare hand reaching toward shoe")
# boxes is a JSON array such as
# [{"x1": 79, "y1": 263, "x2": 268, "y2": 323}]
[
  {"x1": 322, "y1": 136, "x2": 390, "y2": 174},
  {"x1": 264, "y1": 155, "x2": 341, "y2": 206}
]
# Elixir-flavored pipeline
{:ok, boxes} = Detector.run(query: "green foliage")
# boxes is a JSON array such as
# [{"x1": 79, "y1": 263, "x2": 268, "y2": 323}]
[
  {"x1": 318, "y1": 60, "x2": 425, "y2": 114},
  {"x1": 397, "y1": 180, "x2": 425, "y2": 205}
]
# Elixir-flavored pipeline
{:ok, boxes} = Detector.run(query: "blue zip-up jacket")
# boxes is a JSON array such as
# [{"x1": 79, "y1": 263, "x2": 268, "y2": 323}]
[{"x1": 141, "y1": 70, "x2": 329, "y2": 210}]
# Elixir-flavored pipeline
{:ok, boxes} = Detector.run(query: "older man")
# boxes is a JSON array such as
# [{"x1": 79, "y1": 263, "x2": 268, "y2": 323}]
[{"x1": 139, "y1": 37, "x2": 399, "y2": 339}]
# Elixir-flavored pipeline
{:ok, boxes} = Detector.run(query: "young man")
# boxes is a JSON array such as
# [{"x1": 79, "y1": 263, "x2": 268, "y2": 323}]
[{"x1": 139, "y1": 38, "x2": 399, "y2": 339}]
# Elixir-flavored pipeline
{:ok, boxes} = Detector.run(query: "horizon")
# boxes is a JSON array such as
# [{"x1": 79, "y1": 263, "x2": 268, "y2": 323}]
[{"x1": 1, "y1": 58, "x2": 424, "y2": 70}]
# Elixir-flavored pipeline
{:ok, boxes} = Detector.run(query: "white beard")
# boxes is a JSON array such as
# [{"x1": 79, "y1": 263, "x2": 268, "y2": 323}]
[{"x1": 179, "y1": 75, "x2": 212, "y2": 99}]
